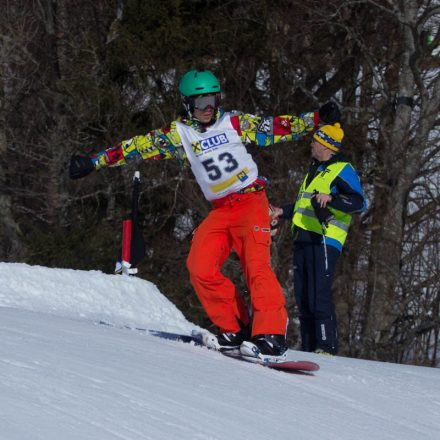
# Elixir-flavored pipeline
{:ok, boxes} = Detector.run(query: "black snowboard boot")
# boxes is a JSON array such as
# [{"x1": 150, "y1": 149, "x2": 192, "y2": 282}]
[
  {"x1": 252, "y1": 334, "x2": 288, "y2": 356},
  {"x1": 216, "y1": 331, "x2": 245, "y2": 349},
  {"x1": 204, "y1": 324, "x2": 250, "y2": 352},
  {"x1": 240, "y1": 334, "x2": 288, "y2": 362}
]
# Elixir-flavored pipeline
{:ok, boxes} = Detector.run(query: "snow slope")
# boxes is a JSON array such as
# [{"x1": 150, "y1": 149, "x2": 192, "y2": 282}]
[{"x1": 0, "y1": 262, "x2": 439, "y2": 440}]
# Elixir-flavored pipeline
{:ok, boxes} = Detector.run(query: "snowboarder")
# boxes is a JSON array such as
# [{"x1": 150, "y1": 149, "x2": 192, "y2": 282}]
[
  {"x1": 270, "y1": 122, "x2": 365, "y2": 355},
  {"x1": 69, "y1": 69, "x2": 340, "y2": 361}
]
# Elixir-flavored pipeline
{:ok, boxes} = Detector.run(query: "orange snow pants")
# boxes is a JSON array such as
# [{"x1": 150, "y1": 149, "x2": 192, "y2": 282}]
[{"x1": 186, "y1": 190, "x2": 288, "y2": 337}]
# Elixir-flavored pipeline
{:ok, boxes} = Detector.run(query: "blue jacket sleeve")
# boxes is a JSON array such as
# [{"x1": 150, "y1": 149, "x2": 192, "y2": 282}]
[
  {"x1": 281, "y1": 203, "x2": 295, "y2": 220},
  {"x1": 328, "y1": 164, "x2": 366, "y2": 214}
]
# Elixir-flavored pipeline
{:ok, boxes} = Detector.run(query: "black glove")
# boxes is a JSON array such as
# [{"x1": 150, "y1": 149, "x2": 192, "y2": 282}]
[
  {"x1": 311, "y1": 194, "x2": 334, "y2": 227},
  {"x1": 318, "y1": 101, "x2": 341, "y2": 125},
  {"x1": 69, "y1": 155, "x2": 95, "y2": 180}
]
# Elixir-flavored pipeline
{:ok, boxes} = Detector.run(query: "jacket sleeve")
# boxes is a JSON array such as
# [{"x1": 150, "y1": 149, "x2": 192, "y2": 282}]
[
  {"x1": 231, "y1": 111, "x2": 319, "y2": 147},
  {"x1": 281, "y1": 203, "x2": 295, "y2": 220},
  {"x1": 328, "y1": 164, "x2": 366, "y2": 214},
  {"x1": 91, "y1": 121, "x2": 186, "y2": 169}
]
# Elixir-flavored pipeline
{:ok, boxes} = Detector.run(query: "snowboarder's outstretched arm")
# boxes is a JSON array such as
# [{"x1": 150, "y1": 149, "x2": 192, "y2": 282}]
[
  {"x1": 69, "y1": 103, "x2": 340, "y2": 179},
  {"x1": 69, "y1": 121, "x2": 185, "y2": 179},
  {"x1": 233, "y1": 102, "x2": 340, "y2": 147}
]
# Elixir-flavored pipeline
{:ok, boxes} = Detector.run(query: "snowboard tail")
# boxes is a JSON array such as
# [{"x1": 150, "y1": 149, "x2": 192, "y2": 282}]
[
  {"x1": 99, "y1": 321, "x2": 205, "y2": 346},
  {"x1": 148, "y1": 329, "x2": 205, "y2": 346}
]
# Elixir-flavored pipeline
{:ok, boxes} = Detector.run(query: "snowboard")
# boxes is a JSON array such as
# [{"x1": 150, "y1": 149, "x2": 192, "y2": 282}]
[
  {"x1": 98, "y1": 322, "x2": 319, "y2": 373},
  {"x1": 144, "y1": 327, "x2": 319, "y2": 373},
  {"x1": 221, "y1": 349, "x2": 320, "y2": 372}
]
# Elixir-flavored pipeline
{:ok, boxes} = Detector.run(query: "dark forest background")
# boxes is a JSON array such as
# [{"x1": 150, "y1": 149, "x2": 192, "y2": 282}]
[{"x1": 1, "y1": 0, "x2": 439, "y2": 366}]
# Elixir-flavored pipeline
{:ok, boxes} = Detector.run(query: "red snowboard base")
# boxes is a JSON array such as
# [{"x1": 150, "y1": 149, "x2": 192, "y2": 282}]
[{"x1": 222, "y1": 351, "x2": 320, "y2": 373}]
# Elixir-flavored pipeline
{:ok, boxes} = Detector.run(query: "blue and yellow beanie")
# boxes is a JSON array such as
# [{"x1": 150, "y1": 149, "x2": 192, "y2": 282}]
[{"x1": 313, "y1": 122, "x2": 344, "y2": 152}]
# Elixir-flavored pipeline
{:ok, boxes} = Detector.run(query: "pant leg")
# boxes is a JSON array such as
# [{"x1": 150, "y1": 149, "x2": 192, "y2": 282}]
[
  {"x1": 230, "y1": 191, "x2": 288, "y2": 336},
  {"x1": 312, "y1": 244, "x2": 340, "y2": 354},
  {"x1": 186, "y1": 208, "x2": 249, "y2": 333},
  {"x1": 293, "y1": 242, "x2": 316, "y2": 352}
]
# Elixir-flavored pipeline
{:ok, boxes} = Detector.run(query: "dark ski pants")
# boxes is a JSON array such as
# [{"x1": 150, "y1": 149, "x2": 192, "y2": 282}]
[{"x1": 293, "y1": 241, "x2": 340, "y2": 354}]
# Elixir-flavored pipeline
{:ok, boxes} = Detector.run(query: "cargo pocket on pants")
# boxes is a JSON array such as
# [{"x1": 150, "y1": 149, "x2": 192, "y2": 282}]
[{"x1": 252, "y1": 225, "x2": 272, "y2": 246}]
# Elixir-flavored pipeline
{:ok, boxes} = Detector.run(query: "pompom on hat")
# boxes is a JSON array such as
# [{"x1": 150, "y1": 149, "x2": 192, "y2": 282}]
[{"x1": 313, "y1": 122, "x2": 344, "y2": 152}]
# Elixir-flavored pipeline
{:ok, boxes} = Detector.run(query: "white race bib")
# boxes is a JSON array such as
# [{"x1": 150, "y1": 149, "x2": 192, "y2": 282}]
[{"x1": 176, "y1": 113, "x2": 258, "y2": 200}]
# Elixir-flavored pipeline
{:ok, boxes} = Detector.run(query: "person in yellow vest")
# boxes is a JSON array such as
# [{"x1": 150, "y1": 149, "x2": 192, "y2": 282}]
[{"x1": 271, "y1": 123, "x2": 365, "y2": 354}]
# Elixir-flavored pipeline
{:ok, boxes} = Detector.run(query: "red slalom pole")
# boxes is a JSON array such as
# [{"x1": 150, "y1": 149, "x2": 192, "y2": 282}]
[
  {"x1": 115, "y1": 171, "x2": 145, "y2": 275},
  {"x1": 121, "y1": 219, "x2": 132, "y2": 264}
]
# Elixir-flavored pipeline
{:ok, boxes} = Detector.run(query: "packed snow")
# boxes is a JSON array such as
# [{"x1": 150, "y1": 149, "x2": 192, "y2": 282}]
[{"x1": 0, "y1": 262, "x2": 439, "y2": 440}]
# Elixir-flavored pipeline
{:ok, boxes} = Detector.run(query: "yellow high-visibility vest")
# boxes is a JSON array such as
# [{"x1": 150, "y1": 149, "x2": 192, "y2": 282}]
[{"x1": 292, "y1": 162, "x2": 352, "y2": 248}]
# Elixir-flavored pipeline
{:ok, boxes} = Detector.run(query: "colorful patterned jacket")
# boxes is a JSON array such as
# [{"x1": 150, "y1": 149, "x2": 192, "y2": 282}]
[{"x1": 91, "y1": 108, "x2": 319, "y2": 169}]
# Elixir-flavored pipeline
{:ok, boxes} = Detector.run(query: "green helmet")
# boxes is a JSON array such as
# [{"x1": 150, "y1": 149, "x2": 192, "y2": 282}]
[{"x1": 179, "y1": 70, "x2": 221, "y2": 97}]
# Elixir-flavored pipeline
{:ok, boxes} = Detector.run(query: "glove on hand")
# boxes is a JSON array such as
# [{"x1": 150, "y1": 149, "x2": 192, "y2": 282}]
[
  {"x1": 69, "y1": 155, "x2": 95, "y2": 180},
  {"x1": 269, "y1": 205, "x2": 282, "y2": 238},
  {"x1": 270, "y1": 216, "x2": 281, "y2": 237},
  {"x1": 311, "y1": 194, "x2": 334, "y2": 227},
  {"x1": 318, "y1": 101, "x2": 341, "y2": 125}
]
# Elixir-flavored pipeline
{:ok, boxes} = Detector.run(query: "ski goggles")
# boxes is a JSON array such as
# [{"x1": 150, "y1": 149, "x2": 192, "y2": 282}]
[{"x1": 193, "y1": 94, "x2": 218, "y2": 111}]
